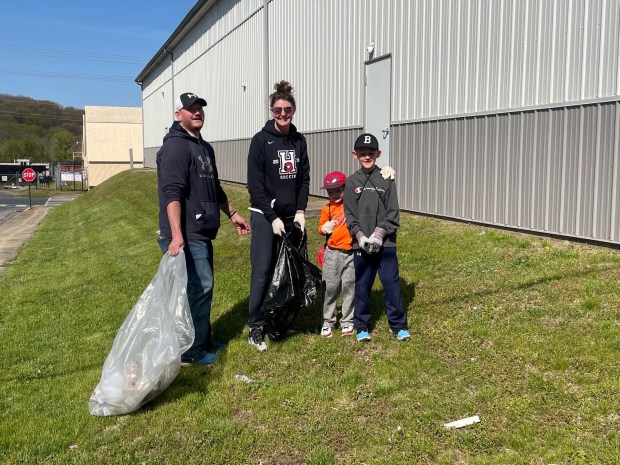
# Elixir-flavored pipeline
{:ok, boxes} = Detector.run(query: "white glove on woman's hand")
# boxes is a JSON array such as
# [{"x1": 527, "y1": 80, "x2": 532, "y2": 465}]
[
  {"x1": 380, "y1": 165, "x2": 396, "y2": 180},
  {"x1": 321, "y1": 220, "x2": 337, "y2": 235},
  {"x1": 271, "y1": 218, "x2": 285, "y2": 236},
  {"x1": 294, "y1": 211, "x2": 305, "y2": 231}
]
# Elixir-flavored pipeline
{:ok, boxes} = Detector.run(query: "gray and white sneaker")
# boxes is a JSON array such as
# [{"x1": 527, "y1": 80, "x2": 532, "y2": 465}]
[{"x1": 248, "y1": 328, "x2": 268, "y2": 352}]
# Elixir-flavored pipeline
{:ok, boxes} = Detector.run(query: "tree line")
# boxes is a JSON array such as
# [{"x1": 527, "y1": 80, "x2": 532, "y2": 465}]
[{"x1": 0, "y1": 94, "x2": 84, "y2": 163}]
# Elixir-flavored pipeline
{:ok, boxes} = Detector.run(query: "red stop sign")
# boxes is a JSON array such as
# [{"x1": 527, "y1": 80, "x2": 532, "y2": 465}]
[{"x1": 22, "y1": 168, "x2": 36, "y2": 183}]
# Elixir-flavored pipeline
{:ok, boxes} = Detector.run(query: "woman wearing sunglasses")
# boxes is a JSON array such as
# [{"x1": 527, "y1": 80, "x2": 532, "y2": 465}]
[{"x1": 246, "y1": 80, "x2": 310, "y2": 352}]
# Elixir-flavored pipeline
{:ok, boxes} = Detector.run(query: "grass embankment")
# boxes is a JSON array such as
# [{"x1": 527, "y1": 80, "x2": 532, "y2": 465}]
[{"x1": 0, "y1": 170, "x2": 618, "y2": 464}]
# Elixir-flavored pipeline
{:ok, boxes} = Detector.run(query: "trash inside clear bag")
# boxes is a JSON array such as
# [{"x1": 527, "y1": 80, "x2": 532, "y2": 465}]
[{"x1": 88, "y1": 251, "x2": 194, "y2": 416}]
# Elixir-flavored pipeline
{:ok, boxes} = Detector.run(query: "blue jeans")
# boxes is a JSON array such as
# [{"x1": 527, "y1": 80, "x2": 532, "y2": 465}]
[
  {"x1": 158, "y1": 237, "x2": 214, "y2": 361},
  {"x1": 353, "y1": 247, "x2": 406, "y2": 331}
]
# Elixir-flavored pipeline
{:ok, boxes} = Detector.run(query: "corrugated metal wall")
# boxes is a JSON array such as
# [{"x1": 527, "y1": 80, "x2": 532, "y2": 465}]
[
  {"x1": 141, "y1": 0, "x2": 262, "y2": 151},
  {"x1": 270, "y1": 0, "x2": 619, "y2": 125},
  {"x1": 140, "y1": 0, "x2": 620, "y2": 244},
  {"x1": 143, "y1": 0, "x2": 620, "y2": 137},
  {"x1": 392, "y1": 101, "x2": 620, "y2": 243}
]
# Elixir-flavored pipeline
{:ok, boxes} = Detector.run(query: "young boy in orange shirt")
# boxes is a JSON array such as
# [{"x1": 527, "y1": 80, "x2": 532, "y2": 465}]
[{"x1": 317, "y1": 171, "x2": 355, "y2": 337}]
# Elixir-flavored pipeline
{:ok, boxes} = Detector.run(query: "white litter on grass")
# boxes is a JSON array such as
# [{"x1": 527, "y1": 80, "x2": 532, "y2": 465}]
[
  {"x1": 443, "y1": 415, "x2": 480, "y2": 429},
  {"x1": 234, "y1": 374, "x2": 255, "y2": 383}
]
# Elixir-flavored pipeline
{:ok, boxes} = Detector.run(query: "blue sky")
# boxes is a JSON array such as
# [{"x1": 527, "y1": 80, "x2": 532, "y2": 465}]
[{"x1": 1, "y1": 1, "x2": 196, "y2": 109}]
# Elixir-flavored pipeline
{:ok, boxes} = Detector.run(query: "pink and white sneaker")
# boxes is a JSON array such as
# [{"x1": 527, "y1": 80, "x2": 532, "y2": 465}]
[{"x1": 341, "y1": 324, "x2": 354, "y2": 336}]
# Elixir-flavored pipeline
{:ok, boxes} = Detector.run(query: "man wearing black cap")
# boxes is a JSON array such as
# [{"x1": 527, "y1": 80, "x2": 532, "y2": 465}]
[
  {"x1": 344, "y1": 132, "x2": 410, "y2": 343},
  {"x1": 156, "y1": 92, "x2": 250, "y2": 366}
]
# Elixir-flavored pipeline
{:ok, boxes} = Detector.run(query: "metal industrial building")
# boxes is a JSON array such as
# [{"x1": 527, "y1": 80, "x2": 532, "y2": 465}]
[
  {"x1": 136, "y1": 0, "x2": 620, "y2": 245},
  {"x1": 83, "y1": 107, "x2": 143, "y2": 188}
]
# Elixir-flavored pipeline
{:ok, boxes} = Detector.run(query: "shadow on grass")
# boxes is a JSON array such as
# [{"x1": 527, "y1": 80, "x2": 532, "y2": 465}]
[
  {"x1": 212, "y1": 297, "x2": 250, "y2": 344},
  {"x1": 361, "y1": 279, "x2": 417, "y2": 331},
  {"x1": 141, "y1": 298, "x2": 251, "y2": 411},
  {"x1": 426, "y1": 263, "x2": 616, "y2": 307}
]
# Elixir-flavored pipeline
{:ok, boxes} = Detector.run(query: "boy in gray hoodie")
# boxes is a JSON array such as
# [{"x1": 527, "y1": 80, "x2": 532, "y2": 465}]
[{"x1": 343, "y1": 133, "x2": 410, "y2": 343}]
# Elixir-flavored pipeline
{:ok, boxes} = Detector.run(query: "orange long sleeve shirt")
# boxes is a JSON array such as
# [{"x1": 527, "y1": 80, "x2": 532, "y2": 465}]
[{"x1": 317, "y1": 201, "x2": 352, "y2": 251}]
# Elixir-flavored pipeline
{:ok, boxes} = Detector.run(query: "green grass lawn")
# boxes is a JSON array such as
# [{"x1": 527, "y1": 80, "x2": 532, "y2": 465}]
[{"x1": 1, "y1": 170, "x2": 618, "y2": 464}]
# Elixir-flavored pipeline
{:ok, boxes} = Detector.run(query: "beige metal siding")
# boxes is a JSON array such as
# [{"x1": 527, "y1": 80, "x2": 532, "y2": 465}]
[{"x1": 83, "y1": 107, "x2": 143, "y2": 187}]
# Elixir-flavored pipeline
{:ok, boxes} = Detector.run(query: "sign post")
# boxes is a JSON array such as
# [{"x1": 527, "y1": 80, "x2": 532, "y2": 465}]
[{"x1": 21, "y1": 167, "x2": 36, "y2": 209}]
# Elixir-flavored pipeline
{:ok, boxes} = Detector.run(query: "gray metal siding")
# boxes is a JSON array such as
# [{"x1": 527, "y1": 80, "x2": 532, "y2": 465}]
[
  {"x1": 392, "y1": 101, "x2": 620, "y2": 244},
  {"x1": 211, "y1": 138, "x2": 251, "y2": 185}
]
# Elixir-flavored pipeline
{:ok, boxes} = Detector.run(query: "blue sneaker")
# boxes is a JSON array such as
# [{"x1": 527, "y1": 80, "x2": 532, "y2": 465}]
[
  {"x1": 181, "y1": 352, "x2": 219, "y2": 366},
  {"x1": 394, "y1": 329, "x2": 411, "y2": 341},
  {"x1": 209, "y1": 342, "x2": 227, "y2": 351},
  {"x1": 356, "y1": 330, "x2": 371, "y2": 342}
]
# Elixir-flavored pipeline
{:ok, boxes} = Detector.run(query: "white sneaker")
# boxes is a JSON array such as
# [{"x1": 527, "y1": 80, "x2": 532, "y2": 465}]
[
  {"x1": 320, "y1": 325, "x2": 333, "y2": 338},
  {"x1": 341, "y1": 324, "x2": 354, "y2": 336},
  {"x1": 248, "y1": 328, "x2": 267, "y2": 352}
]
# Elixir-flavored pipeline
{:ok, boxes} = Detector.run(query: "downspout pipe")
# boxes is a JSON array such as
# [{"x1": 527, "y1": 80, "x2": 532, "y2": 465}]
[
  {"x1": 264, "y1": 0, "x2": 269, "y2": 119},
  {"x1": 164, "y1": 47, "x2": 175, "y2": 114}
]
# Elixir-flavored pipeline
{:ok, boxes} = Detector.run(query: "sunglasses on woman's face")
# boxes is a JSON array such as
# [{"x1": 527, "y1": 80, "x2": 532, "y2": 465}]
[{"x1": 271, "y1": 106, "x2": 294, "y2": 115}]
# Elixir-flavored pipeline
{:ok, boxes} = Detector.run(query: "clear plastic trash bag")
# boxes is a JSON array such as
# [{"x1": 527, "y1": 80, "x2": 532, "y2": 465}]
[
  {"x1": 88, "y1": 251, "x2": 194, "y2": 416},
  {"x1": 263, "y1": 226, "x2": 323, "y2": 341}
]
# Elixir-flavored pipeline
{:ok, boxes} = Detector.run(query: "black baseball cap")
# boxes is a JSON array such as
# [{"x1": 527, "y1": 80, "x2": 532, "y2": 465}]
[
  {"x1": 175, "y1": 92, "x2": 207, "y2": 111},
  {"x1": 354, "y1": 133, "x2": 379, "y2": 151}
]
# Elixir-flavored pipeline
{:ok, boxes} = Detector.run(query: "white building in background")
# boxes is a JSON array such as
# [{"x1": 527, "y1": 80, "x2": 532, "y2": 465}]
[
  {"x1": 83, "y1": 106, "x2": 143, "y2": 188},
  {"x1": 136, "y1": 0, "x2": 620, "y2": 245}
]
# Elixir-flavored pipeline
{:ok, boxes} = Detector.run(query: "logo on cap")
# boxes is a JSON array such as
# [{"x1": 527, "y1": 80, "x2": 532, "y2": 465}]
[
  {"x1": 322, "y1": 171, "x2": 347, "y2": 189},
  {"x1": 175, "y1": 92, "x2": 207, "y2": 111},
  {"x1": 354, "y1": 133, "x2": 379, "y2": 151}
]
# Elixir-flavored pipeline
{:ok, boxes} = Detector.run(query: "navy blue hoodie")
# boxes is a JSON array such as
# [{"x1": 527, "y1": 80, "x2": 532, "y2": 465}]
[
  {"x1": 157, "y1": 121, "x2": 228, "y2": 241},
  {"x1": 247, "y1": 120, "x2": 310, "y2": 223}
]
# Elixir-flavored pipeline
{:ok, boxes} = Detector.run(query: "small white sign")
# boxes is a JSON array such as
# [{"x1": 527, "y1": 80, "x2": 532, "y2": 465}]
[{"x1": 1, "y1": 176, "x2": 7, "y2": 181}]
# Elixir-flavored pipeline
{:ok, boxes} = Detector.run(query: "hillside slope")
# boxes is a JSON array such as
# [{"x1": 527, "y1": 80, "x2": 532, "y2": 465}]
[
  {"x1": 0, "y1": 93, "x2": 83, "y2": 161},
  {"x1": 1, "y1": 169, "x2": 619, "y2": 464}
]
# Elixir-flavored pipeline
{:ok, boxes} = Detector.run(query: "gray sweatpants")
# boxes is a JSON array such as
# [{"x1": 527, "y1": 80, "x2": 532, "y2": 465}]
[{"x1": 322, "y1": 247, "x2": 355, "y2": 327}]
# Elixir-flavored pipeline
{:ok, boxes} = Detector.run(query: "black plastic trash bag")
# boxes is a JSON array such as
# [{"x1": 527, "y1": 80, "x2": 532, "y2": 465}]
[{"x1": 262, "y1": 228, "x2": 322, "y2": 341}]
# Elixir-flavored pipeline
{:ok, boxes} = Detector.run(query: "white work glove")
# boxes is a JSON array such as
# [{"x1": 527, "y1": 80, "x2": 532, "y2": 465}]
[
  {"x1": 380, "y1": 165, "x2": 395, "y2": 180},
  {"x1": 367, "y1": 227, "x2": 387, "y2": 253},
  {"x1": 367, "y1": 234, "x2": 383, "y2": 253},
  {"x1": 272, "y1": 218, "x2": 285, "y2": 236},
  {"x1": 321, "y1": 220, "x2": 337, "y2": 235},
  {"x1": 294, "y1": 210, "x2": 305, "y2": 231},
  {"x1": 356, "y1": 232, "x2": 372, "y2": 253}
]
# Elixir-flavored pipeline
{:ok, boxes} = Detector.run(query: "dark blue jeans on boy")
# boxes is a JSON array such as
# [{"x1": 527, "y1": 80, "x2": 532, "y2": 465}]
[{"x1": 353, "y1": 247, "x2": 407, "y2": 331}]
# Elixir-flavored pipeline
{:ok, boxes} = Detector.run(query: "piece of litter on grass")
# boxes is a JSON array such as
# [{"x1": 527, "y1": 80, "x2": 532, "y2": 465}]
[
  {"x1": 68, "y1": 444, "x2": 78, "y2": 450},
  {"x1": 234, "y1": 374, "x2": 255, "y2": 383},
  {"x1": 443, "y1": 415, "x2": 480, "y2": 429}
]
